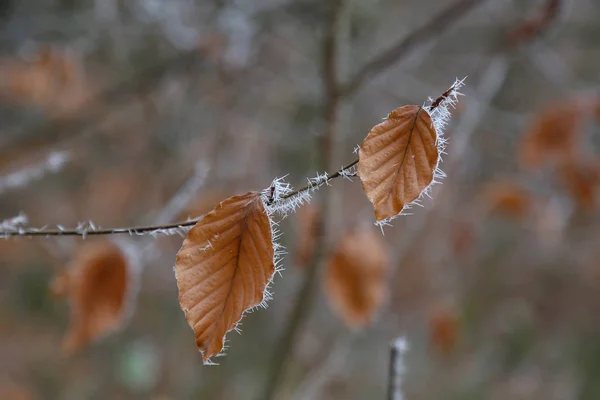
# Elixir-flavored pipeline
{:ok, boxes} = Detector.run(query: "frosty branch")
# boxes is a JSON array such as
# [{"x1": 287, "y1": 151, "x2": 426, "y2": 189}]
[{"x1": 0, "y1": 81, "x2": 462, "y2": 239}]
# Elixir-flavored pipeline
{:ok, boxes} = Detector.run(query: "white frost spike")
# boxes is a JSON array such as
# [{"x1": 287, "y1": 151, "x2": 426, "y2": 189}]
[
  {"x1": 424, "y1": 77, "x2": 465, "y2": 139},
  {"x1": 0, "y1": 213, "x2": 28, "y2": 233},
  {"x1": 262, "y1": 176, "x2": 312, "y2": 217},
  {"x1": 339, "y1": 164, "x2": 357, "y2": 181}
]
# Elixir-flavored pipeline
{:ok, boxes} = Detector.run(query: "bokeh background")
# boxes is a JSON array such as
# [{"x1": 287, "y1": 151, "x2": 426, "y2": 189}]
[{"x1": 1, "y1": 0, "x2": 600, "y2": 399}]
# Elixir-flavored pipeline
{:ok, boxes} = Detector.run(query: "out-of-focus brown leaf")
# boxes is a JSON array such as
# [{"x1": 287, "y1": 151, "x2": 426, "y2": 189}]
[
  {"x1": 482, "y1": 180, "x2": 533, "y2": 218},
  {"x1": 429, "y1": 307, "x2": 460, "y2": 356},
  {"x1": 0, "y1": 47, "x2": 87, "y2": 113},
  {"x1": 358, "y1": 105, "x2": 438, "y2": 221},
  {"x1": 175, "y1": 192, "x2": 274, "y2": 363},
  {"x1": 294, "y1": 203, "x2": 319, "y2": 268},
  {"x1": 519, "y1": 100, "x2": 592, "y2": 170},
  {"x1": 324, "y1": 230, "x2": 389, "y2": 328},
  {"x1": 557, "y1": 159, "x2": 600, "y2": 212},
  {"x1": 51, "y1": 241, "x2": 130, "y2": 354}
]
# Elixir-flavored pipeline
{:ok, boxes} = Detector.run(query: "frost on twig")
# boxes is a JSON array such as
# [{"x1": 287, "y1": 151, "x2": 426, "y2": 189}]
[
  {"x1": 0, "y1": 213, "x2": 29, "y2": 237},
  {"x1": 262, "y1": 176, "x2": 312, "y2": 217},
  {"x1": 0, "y1": 151, "x2": 70, "y2": 196},
  {"x1": 0, "y1": 219, "x2": 194, "y2": 239},
  {"x1": 424, "y1": 77, "x2": 465, "y2": 140}
]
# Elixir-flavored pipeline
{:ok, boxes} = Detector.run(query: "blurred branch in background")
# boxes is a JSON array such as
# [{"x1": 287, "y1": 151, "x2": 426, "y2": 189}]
[
  {"x1": 339, "y1": 0, "x2": 490, "y2": 97},
  {"x1": 0, "y1": 49, "x2": 202, "y2": 172},
  {"x1": 259, "y1": 0, "x2": 491, "y2": 395},
  {"x1": 261, "y1": 0, "x2": 345, "y2": 397}
]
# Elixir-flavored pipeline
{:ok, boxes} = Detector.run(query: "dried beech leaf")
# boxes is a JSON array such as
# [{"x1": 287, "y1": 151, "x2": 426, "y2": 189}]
[
  {"x1": 519, "y1": 100, "x2": 591, "y2": 170},
  {"x1": 324, "y1": 230, "x2": 389, "y2": 328},
  {"x1": 175, "y1": 192, "x2": 274, "y2": 363},
  {"x1": 52, "y1": 241, "x2": 131, "y2": 354},
  {"x1": 358, "y1": 105, "x2": 438, "y2": 221},
  {"x1": 482, "y1": 180, "x2": 533, "y2": 218}
]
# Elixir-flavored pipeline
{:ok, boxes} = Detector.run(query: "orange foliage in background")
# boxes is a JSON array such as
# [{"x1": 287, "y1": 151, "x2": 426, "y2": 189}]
[
  {"x1": 0, "y1": 47, "x2": 89, "y2": 114},
  {"x1": 482, "y1": 180, "x2": 533, "y2": 218},
  {"x1": 519, "y1": 100, "x2": 587, "y2": 170},
  {"x1": 429, "y1": 307, "x2": 460, "y2": 357},
  {"x1": 324, "y1": 230, "x2": 389, "y2": 328},
  {"x1": 51, "y1": 241, "x2": 131, "y2": 354}
]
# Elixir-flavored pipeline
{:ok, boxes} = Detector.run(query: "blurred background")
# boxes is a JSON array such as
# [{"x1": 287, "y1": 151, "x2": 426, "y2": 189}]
[{"x1": 1, "y1": 0, "x2": 599, "y2": 399}]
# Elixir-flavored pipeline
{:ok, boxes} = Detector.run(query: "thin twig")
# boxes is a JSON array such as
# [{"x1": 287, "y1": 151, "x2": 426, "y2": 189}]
[
  {"x1": 388, "y1": 337, "x2": 409, "y2": 400},
  {"x1": 338, "y1": 0, "x2": 488, "y2": 97},
  {"x1": 0, "y1": 82, "x2": 458, "y2": 239}
]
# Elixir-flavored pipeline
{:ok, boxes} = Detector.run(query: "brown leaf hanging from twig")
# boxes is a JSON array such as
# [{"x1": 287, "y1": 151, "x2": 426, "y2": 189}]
[
  {"x1": 50, "y1": 241, "x2": 132, "y2": 354},
  {"x1": 324, "y1": 230, "x2": 389, "y2": 328},
  {"x1": 175, "y1": 192, "x2": 275, "y2": 363},
  {"x1": 358, "y1": 105, "x2": 438, "y2": 222}
]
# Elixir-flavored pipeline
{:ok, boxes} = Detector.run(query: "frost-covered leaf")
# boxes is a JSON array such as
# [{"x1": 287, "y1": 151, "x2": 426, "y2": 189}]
[
  {"x1": 324, "y1": 230, "x2": 388, "y2": 328},
  {"x1": 358, "y1": 105, "x2": 439, "y2": 222},
  {"x1": 51, "y1": 241, "x2": 133, "y2": 354},
  {"x1": 175, "y1": 192, "x2": 275, "y2": 363}
]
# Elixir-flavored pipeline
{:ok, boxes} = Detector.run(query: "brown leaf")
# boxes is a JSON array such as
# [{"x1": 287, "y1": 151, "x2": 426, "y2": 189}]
[
  {"x1": 324, "y1": 230, "x2": 389, "y2": 328},
  {"x1": 175, "y1": 192, "x2": 274, "y2": 362},
  {"x1": 294, "y1": 203, "x2": 319, "y2": 268},
  {"x1": 358, "y1": 105, "x2": 438, "y2": 221},
  {"x1": 52, "y1": 241, "x2": 131, "y2": 354},
  {"x1": 519, "y1": 99, "x2": 591, "y2": 170},
  {"x1": 429, "y1": 307, "x2": 460, "y2": 356},
  {"x1": 482, "y1": 180, "x2": 533, "y2": 218}
]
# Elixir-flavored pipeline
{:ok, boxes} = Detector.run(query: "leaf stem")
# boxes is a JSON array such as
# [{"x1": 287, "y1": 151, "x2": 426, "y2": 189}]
[{"x1": 0, "y1": 160, "x2": 356, "y2": 238}]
